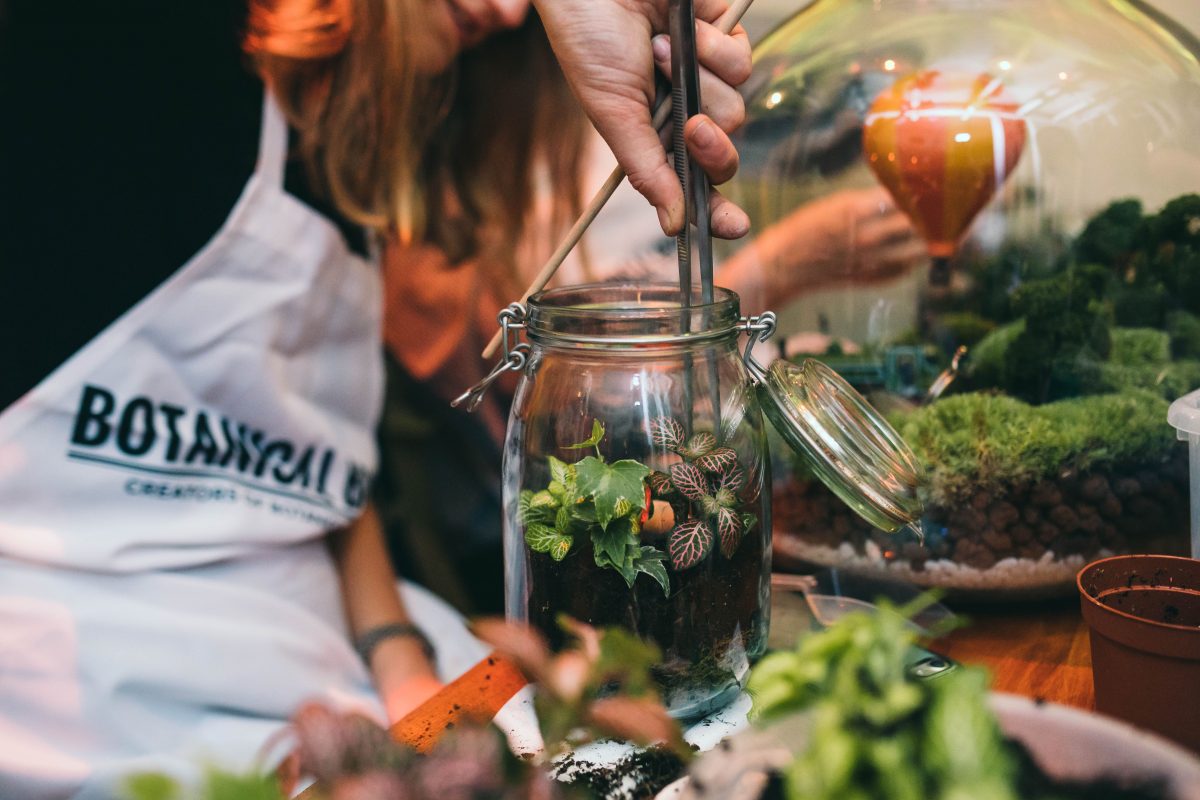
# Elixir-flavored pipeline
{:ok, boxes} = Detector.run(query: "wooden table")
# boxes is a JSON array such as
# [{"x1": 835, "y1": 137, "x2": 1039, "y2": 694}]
[
  {"x1": 936, "y1": 599, "x2": 1095, "y2": 710},
  {"x1": 770, "y1": 589, "x2": 1096, "y2": 710}
]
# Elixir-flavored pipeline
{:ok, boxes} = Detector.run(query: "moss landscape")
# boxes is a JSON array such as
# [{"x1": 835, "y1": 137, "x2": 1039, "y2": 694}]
[{"x1": 776, "y1": 193, "x2": 1200, "y2": 586}]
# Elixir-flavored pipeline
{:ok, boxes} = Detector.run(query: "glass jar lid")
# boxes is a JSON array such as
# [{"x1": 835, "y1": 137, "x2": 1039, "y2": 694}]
[{"x1": 758, "y1": 358, "x2": 924, "y2": 533}]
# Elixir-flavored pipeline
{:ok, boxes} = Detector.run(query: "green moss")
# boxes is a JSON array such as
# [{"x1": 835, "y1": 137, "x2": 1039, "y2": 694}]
[
  {"x1": 1074, "y1": 198, "x2": 1144, "y2": 267},
  {"x1": 1098, "y1": 359, "x2": 1200, "y2": 400},
  {"x1": 966, "y1": 319, "x2": 1024, "y2": 389},
  {"x1": 1109, "y1": 327, "x2": 1170, "y2": 365},
  {"x1": 1167, "y1": 310, "x2": 1200, "y2": 359},
  {"x1": 893, "y1": 391, "x2": 1175, "y2": 506}
]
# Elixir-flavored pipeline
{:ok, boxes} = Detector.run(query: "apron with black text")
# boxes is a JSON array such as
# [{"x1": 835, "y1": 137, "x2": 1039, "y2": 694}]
[{"x1": 0, "y1": 91, "x2": 384, "y2": 799}]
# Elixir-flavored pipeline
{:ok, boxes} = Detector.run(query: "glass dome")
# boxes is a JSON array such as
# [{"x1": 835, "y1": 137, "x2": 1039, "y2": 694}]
[{"x1": 727, "y1": 0, "x2": 1200, "y2": 598}]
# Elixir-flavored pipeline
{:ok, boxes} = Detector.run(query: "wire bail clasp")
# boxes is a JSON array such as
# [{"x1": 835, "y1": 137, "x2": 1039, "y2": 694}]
[
  {"x1": 739, "y1": 311, "x2": 777, "y2": 383},
  {"x1": 452, "y1": 303, "x2": 531, "y2": 412}
]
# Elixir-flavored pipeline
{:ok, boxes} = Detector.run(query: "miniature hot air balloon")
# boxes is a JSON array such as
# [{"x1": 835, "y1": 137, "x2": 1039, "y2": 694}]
[{"x1": 863, "y1": 70, "x2": 1027, "y2": 284}]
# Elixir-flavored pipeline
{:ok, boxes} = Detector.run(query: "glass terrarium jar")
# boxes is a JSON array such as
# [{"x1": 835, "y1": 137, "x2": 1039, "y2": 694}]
[
  {"x1": 728, "y1": 0, "x2": 1200, "y2": 599},
  {"x1": 502, "y1": 284, "x2": 773, "y2": 719},
  {"x1": 499, "y1": 283, "x2": 921, "y2": 719}
]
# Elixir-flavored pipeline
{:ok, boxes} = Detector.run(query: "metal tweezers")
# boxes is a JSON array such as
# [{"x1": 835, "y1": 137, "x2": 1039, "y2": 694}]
[{"x1": 669, "y1": 0, "x2": 715, "y2": 305}]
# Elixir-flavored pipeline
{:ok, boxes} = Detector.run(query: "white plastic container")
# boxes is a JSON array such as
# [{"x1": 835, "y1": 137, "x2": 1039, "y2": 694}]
[{"x1": 1166, "y1": 388, "x2": 1200, "y2": 559}]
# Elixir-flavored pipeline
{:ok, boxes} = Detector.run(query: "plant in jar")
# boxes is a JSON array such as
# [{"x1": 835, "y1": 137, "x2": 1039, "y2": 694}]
[
  {"x1": 516, "y1": 412, "x2": 766, "y2": 718},
  {"x1": 518, "y1": 417, "x2": 760, "y2": 592}
]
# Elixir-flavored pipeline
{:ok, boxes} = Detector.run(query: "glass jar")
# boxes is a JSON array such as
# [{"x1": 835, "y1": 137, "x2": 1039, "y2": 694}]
[
  {"x1": 494, "y1": 283, "x2": 922, "y2": 720},
  {"x1": 502, "y1": 284, "x2": 773, "y2": 720},
  {"x1": 727, "y1": 0, "x2": 1200, "y2": 600}
]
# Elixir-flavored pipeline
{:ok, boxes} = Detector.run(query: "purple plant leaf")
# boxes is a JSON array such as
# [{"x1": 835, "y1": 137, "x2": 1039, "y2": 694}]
[
  {"x1": 669, "y1": 463, "x2": 709, "y2": 501},
  {"x1": 695, "y1": 447, "x2": 738, "y2": 474},
  {"x1": 649, "y1": 416, "x2": 685, "y2": 450},
  {"x1": 682, "y1": 431, "x2": 717, "y2": 458},
  {"x1": 717, "y1": 507, "x2": 745, "y2": 559},
  {"x1": 649, "y1": 470, "x2": 674, "y2": 497},
  {"x1": 717, "y1": 462, "x2": 746, "y2": 493},
  {"x1": 668, "y1": 519, "x2": 714, "y2": 570}
]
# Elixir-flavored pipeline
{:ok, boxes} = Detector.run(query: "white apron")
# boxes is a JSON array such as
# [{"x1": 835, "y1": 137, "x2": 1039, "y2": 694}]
[{"x1": 0, "y1": 92, "x2": 385, "y2": 799}]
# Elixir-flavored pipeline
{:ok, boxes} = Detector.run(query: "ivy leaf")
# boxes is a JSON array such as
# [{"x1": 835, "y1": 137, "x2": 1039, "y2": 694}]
[
  {"x1": 595, "y1": 541, "x2": 638, "y2": 588},
  {"x1": 592, "y1": 517, "x2": 636, "y2": 568},
  {"x1": 566, "y1": 419, "x2": 606, "y2": 450},
  {"x1": 669, "y1": 462, "x2": 708, "y2": 501},
  {"x1": 649, "y1": 416, "x2": 685, "y2": 450},
  {"x1": 695, "y1": 447, "x2": 738, "y2": 474},
  {"x1": 526, "y1": 523, "x2": 572, "y2": 560},
  {"x1": 668, "y1": 519, "x2": 714, "y2": 570},
  {"x1": 649, "y1": 471, "x2": 674, "y2": 497},
  {"x1": 548, "y1": 455, "x2": 573, "y2": 487},
  {"x1": 680, "y1": 431, "x2": 717, "y2": 459},
  {"x1": 717, "y1": 507, "x2": 745, "y2": 558},
  {"x1": 633, "y1": 546, "x2": 671, "y2": 597},
  {"x1": 567, "y1": 499, "x2": 596, "y2": 523},
  {"x1": 577, "y1": 457, "x2": 651, "y2": 528}
]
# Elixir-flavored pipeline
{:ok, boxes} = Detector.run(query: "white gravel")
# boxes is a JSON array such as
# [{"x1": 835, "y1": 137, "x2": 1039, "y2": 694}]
[{"x1": 781, "y1": 540, "x2": 1112, "y2": 599}]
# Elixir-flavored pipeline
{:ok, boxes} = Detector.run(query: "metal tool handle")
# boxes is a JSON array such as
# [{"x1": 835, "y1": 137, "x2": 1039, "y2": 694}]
[{"x1": 670, "y1": 0, "x2": 715, "y2": 303}]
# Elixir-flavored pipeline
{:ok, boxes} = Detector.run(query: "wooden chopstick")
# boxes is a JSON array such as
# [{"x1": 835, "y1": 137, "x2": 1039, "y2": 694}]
[{"x1": 481, "y1": 0, "x2": 757, "y2": 359}]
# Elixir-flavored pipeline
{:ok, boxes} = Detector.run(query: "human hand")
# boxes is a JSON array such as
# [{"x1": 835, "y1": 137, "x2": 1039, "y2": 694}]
[
  {"x1": 535, "y1": 0, "x2": 752, "y2": 237},
  {"x1": 746, "y1": 187, "x2": 927, "y2": 303},
  {"x1": 369, "y1": 636, "x2": 443, "y2": 723},
  {"x1": 383, "y1": 673, "x2": 444, "y2": 722}
]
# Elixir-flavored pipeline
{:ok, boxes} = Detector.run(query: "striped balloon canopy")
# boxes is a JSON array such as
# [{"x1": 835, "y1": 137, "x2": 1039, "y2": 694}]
[{"x1": 863, "y1": 70, "x2": 1027, "y2": 262}]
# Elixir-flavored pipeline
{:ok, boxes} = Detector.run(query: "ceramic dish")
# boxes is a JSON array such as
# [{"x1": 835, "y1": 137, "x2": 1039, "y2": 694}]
[{"x1": 657, "y1": 693, "x2": 1200, "y2": 800}]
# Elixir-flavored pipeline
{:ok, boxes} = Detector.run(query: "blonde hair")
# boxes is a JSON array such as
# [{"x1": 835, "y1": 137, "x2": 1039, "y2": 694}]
[
  {"x1": 246, "y1": 0, "x2": 432, "y2": 239},
  {"x1": 421, "y1": 15, "x2": 586, "y2": 295},
  {"x1": 245, "y1": 1, "x2": 586, "y2": 284}
]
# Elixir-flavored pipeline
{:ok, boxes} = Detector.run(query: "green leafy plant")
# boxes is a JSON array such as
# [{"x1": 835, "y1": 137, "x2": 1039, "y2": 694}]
[
  {"x1": 519, "y1": 416, "x2": 760, "y2": 591},
  {"x1": 519, "y1": 421, "x2": 666, "y2": 594},
  {"x1": 748, "y1": 598, "x2": 1021, "y2": 800}
]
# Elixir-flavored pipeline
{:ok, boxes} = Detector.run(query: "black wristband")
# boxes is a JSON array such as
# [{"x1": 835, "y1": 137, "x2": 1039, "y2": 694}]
[{"x1": 355, "y1": 622, "x2": 436, "y2": 666}]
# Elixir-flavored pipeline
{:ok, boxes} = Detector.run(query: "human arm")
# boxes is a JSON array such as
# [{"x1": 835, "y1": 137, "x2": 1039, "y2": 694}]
[
  {"x1": 717, "y1": 187, "x2": 927, "y2": 309},
  {"x1": 534, "y1": 0, "x2": 752, "y2": 237},
  {"x1": 329, "y1": 503, "x2": 442, "y2": 722}
]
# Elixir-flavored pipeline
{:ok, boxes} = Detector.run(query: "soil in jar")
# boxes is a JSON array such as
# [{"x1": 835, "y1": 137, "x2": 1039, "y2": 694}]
[{"x1": 524, "y1": 521, "x2": 769, "y2": 720}]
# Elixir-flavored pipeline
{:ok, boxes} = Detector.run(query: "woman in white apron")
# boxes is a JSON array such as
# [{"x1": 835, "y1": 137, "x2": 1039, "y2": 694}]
[{"x1": 0, "y1": 0, "x2": 752, "y2": 796}]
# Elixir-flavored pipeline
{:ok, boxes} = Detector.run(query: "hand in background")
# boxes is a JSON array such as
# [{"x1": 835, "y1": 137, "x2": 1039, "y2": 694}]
[
  {"x1": 729, "y1": 187, "x2": 927, "y2": 306},
  {"x1": 536, "y1": 0, "x2": 751, "y2": 238}
]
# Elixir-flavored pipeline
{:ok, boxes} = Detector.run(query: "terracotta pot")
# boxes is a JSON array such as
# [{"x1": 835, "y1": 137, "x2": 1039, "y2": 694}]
[{"x1": 1078, "y1": 554, "x2": 1200, "y2": 753}]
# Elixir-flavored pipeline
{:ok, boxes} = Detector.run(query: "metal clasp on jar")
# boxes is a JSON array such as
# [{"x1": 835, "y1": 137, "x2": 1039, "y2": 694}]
[
  {"x1": 739, "y1": 311, "x2": 777, "y2": 384},
  {"x1": 451, "y1": 303, "x2": 531, "y2": 412},
  {"x1": 456, "y1": 305, "x2": 778, "y2": 412}
]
